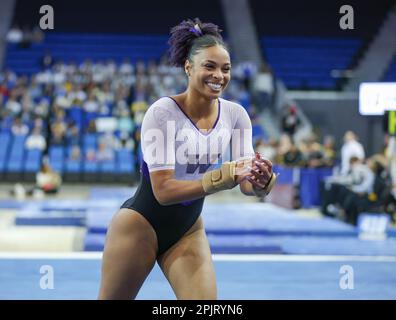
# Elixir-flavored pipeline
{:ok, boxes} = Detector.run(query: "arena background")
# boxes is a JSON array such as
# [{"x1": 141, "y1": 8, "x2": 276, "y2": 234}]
[{"x1": 0, "y1": 0, "x2": 396, "y2": 300}]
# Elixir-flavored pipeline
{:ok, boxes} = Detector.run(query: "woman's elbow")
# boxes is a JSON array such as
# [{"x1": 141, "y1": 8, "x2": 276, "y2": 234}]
[{"x1": 153, "y1": 189, "x2": 172, "y2": 206}]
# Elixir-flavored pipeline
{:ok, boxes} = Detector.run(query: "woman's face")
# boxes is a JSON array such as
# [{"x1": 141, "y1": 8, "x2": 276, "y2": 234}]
[{"x1": 186, "y1": 45, "x2": 231, "y2": 99}]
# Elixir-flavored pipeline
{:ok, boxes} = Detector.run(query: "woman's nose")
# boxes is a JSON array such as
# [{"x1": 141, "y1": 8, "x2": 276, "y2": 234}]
[{"x1": 212, "y1": 69, "x2": 223, "y2": 80}]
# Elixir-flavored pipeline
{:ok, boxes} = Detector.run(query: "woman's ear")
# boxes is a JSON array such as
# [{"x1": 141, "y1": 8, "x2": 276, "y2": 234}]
[{"x1": 184, "y1": 60, "x2": 191, "y2": 77}]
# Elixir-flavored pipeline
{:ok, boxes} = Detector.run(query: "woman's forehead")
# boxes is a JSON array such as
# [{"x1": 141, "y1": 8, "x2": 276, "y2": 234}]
[{"x1": 194, "y1": 45, "x2": 230, "y2": 64}]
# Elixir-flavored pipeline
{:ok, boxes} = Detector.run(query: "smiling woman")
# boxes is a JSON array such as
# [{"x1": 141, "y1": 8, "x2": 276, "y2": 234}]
[{"x1": 98, "y1": 18, "x2": 276, "y2": 300}]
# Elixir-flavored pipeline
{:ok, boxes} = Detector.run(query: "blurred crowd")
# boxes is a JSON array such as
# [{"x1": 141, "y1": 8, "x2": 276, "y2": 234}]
[
  {"x1": 1, "y1": 51, "x2": 395, "y2": 224},
  {"x1": 6, "y1": 24, "x2": 45, "y2": 48},
  {"x1": 0, "y1": 52, "x2": 261, "y2": 170},
  {"x1": 276, "y1": 128, "x2": 394, "y2": 225}
]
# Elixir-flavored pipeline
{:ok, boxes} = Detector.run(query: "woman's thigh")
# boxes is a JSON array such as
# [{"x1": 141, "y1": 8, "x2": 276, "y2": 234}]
[
  {"x1": 157, "y1": 217, "x2": 217, "y2": 300},
  {"x1": 98, "y1": 208, "x2": 158, "y2": 300}
]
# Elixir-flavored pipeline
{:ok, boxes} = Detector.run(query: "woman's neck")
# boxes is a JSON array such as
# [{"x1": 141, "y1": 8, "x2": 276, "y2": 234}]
[{"x1": 182, "y1": 88, "x2": 217, "y2": 119}]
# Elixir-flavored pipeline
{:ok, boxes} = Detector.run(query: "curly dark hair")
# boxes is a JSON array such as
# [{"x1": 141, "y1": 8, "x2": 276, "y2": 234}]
[{"x1": 168, "y1": 18, "x2": 227, "y2": 67}]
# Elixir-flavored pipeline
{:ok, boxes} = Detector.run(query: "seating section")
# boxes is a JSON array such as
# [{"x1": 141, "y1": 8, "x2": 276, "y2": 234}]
[
  {"x1": 5, "y1": 33, "x2": 169, "y2": 75},
  {"x1": 0, "y1": 132, "x2": 43, "y2": 180},
  {"x1": 48, "y1": 142, "x2": 136, "y2": 181},
  {"x1": 261, "y1": 36, "x2": 362, "y2": 90},
  {"x1": 383, "y1": 54, "x2": 396, "y2": 81},
  {"x1": 2, "y1": 32, "x2": 269, "y2": 182}
]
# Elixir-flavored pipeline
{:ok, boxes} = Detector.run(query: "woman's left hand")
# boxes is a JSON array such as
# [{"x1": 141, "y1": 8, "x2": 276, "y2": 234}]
[{"x1": 246, "y1": 152, "x2": 273, "y2": 190}]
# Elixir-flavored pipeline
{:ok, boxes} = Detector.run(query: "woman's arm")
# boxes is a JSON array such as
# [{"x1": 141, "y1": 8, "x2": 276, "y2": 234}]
[
  {"x1": 150, "y1": 160, "x2": 253, "y2": 205},
  {"x1": 150, "y1": 169, "x2": 205, "y2": 205}
]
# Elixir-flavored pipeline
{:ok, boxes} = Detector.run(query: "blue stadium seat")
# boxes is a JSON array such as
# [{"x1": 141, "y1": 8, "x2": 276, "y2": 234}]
[
  {"x1": 116, "y1": 149, "x2": 135, "y2": 173},
  {"x1": 48, "y1": 146, "x2": 64, "y2": 173},
  {"x1": 65, "y1": 160, "x2": 82, "y2": 173},
  {"x1": 83, "y1": 134, "x2": 97, "y2": 148},
  {"x1": 49, "y1": 146, "x2": 64, "y2": 160},
  {"x1": 24, "y1": 149, "x2": 43, "y2": 173},
  {"x1": 6, "y1": 156, "x2": 24, "y2": 172},
  {"x1": 6, "y1": 135, "x2": 26, "y2": 173},
  {"x1": 5, "y1": 33, "x2": 168, "y2": 76},
  {"x1": 100, "y1": 160, "x2": 116, "y2": 173},
  {"x1": 261, "y1": 36, "x2": 362, "y2": 90},
  {"x1": 68, "y1": 106, "x2": 84, "y2": 130},
  {"x1": 0, "y1": 133, "x2": 11, "y2": 160},
  {"x1": 83, "y1": 161, "x2": 98, "y2": 173}
]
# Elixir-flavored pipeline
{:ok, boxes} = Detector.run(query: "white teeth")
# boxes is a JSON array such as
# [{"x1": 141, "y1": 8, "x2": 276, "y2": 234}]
[{"x1": 206, "y1": 82, "x2": 222, "y2": 90}]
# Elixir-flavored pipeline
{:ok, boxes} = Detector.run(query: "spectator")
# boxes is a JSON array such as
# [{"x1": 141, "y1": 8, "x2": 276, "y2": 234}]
[
  {"x1": 97, "y1": 141, "x2": 114, "y2": 161},
  {"x1": 66, "y1": 123, "x2": 80, "y2": 146},
  {"x1": 322, "y1": 135, "x2": 337, "y2": 167},
  {"x1": 11, "y1": 118, "x2": 29, "y2": 136},
  {"x1": 303, "y1": 135, "x2": 325, "y2": 168},
  {"x1": 1, "y1": 111, "x2": 14, "y2": 133},
  {"x1": 83, "y1": 92, "x2": 99, "y2": 113},
  {"x1": 11, "y1": 163, "x2": 62, "y2": 199},
  {"x1": 41, "y1": 51, "x2": 54, "y2": 70},
  {"x1": 320, "y1": 157, "x2": 374, "y2": 219},
  {"x1": 50, "y1": 112, "x2": 67, "y2": 145},
  {"x1": 85, "y1": 148, "x2": 96, "y2": 162},
  {"x1": 31, "y1": 26, "x2": 45, "y2": 43},
  {"x1": 131, "y1": 101, "x2": 148, "y2": 126},
  {"x1": 69, "y1": 145, "x2": 82, "y2": 161},
  {"x1": 86, "y1": 120, "x2": 97, "y2": 134},
  {"x1": 25, "y1": 127, "x2": 46, "y2": 150},
  {"x1": 255, "y1": 138, "x2": 277, "y2": 162},
  {"x1": 5, "y1": 92, "x2": 22, "y2": 115},
  {"x1": 277, "y1": 133, "x2": 293, "y2": 162},
  {"x1": 281, "y1": 104, "x2": 300, "y2": 138},
  {"x1": 340, "y1": 131, "x2": 365, "y2": 175},
  {"x1": 117, "y1": 131, "x2": 135, "y2": 151},
  {"x1": 283, "y1": 143, "x2": 304, "y2": 167},
  {"x1": 20, "y1": 25, "x2": 33, "y2": 49},
  {"x1": 6, "y1": 24, "x2": 23, "y2": 43},
  {"x1": 35, "y1": 163, "x2": 62, "y2": 194},
  {"x1": 252, "y1": 63, "x2": 274, "y2": 111},
  {"x1": 99, "y1": 131, "x2": 118, "y2": 150},
  {"x1": 342, "y1": 157, "x2": 390, "y2": 225},
  {"x1": 119, "y1": 58, "x2": 134, "y2": 75}
]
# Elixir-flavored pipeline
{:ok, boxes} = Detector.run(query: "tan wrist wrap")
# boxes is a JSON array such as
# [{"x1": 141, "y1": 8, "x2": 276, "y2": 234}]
[{"x1": 202, "y1": 161, "x2": 238, "y2": 194}]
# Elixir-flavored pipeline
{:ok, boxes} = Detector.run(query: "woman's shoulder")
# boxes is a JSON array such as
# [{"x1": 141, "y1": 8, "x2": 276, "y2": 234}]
[
  {"x1": 219, "y1": 98, "x2": 248, "y2": 115},
  {"x1": 146, "y1": 97, "x2": 177, "y2": 115},
  {"x1": 144, "y1": 97, "x2": 179, "y2": 125},
  {"x1": 149, "y1": 96, "x2": 176, "y2": 109}
]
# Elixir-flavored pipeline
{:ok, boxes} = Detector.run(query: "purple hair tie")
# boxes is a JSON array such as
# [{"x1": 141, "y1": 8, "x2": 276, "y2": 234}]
[{"x1": 189, "y1": 24, "x2": 203, "y2": 37}]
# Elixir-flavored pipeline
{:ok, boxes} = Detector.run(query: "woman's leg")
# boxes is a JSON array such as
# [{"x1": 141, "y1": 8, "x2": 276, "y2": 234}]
[
  {"x1": 98, "y1": 208, "x2": 158, "y2": 300},
  {"x1": 157, "y1": 217, "x2": 217, "y2": 300}
]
